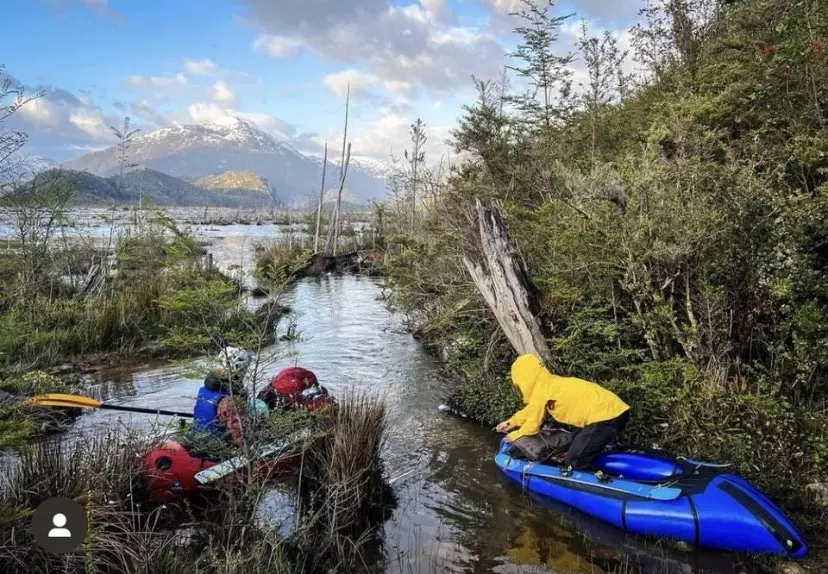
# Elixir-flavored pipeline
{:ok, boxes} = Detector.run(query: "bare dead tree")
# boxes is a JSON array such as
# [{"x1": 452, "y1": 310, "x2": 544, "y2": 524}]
[
  {"x1": 313, "y1": 142, "x2": 328, "y2": 253},
  {"x1": 325, "y1": 83, "x2": 352, "y2": 256},
  {"x1": 330, "y1": 142, "x2": 352, "y2": 256}
]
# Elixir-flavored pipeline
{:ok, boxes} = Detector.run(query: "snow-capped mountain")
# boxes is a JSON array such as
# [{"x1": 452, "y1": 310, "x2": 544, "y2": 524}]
[
  {"x1": 0, "y1": 152, "x2": 58, "y2": 183},
  {"x1": 62, "y1": 117, "x2": 389, "y2": 207},
  {"x1": 349, "y1": 156, "x2": 393, "y2": 180}
]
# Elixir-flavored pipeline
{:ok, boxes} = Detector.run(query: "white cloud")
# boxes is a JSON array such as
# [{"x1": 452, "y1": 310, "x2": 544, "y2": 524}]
[
  {"x1": 69, "y1": 109, "x2": 109, "y2": 139},
  {"x1": 383, "y1": 80, "x2": 415, "y2": 95},
  {"x1": 242, "y1": 0, "x2": 506, "y2": 96},
  {"x1": 323, "y1": 69, "x2": 379, "y2": 98},
  {"x1": 314, "y1": 111, "x2": 451, "y2": 163},
  {"x1": 6, "y1": 81, "x2": 121, "y2": 163},
  {"x1": 130, "y1": 99, "x2": 170, "y2": 127},
  {"x1": 18, "y1": 98, "x2": 60, "y2": 128},
  {"x1": 183, "y1": 58, "x2": 218, "y2": 76},
  {"x1": 187, "y1": 102, "x2": 231, "y2": 125},
  {"x1": 421, "y1": 0, "x2": 446, "y2": 20},
  {"x1": 180, "y1": 58, "x2": 258, "y2": 88},
  {"x1": 127, "y1": 73, "x2": 187, "y2": 89},
  {"x1": 486, "y1": 0, "x2": 522, "y2": 13},
  {"x1": 209, "y1": 80, "x2": 237, "y2": 105},
  {"x1": 252, "y1": 35, "x2": 301, "y2": 58}
]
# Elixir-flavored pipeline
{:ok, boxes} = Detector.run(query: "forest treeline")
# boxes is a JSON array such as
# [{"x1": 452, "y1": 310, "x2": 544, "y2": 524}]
[{"x1": 382, "y1": 0, "x2": 828, "y2": 547}]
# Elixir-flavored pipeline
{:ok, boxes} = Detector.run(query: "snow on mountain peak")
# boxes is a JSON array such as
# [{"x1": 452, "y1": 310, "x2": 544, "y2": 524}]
[
  {"x1": 133, "y1": 116, "x2": 284, "y2": 153},
  {"x1": 62, "y1": 116, "x2": 391, "y2": 206}
]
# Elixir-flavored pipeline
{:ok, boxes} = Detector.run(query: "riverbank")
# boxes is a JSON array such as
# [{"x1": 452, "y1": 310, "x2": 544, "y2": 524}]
[
  {"x1": 0, "y1": 200, "x2": 287, "y2": 374},
  {"x1": 380, "y1": 1, "x2": 828, "y2": 570}
]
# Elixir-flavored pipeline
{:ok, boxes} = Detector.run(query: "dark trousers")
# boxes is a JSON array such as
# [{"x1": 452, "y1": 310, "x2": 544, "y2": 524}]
[{"x1": 564, "y1": 410, "x2": 630, "y2": 470}]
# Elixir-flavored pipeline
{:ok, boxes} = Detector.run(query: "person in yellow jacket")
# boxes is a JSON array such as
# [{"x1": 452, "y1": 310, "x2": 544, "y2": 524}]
[{"x1": 495, "y1": 353, "x2": 630, "y2": 472}]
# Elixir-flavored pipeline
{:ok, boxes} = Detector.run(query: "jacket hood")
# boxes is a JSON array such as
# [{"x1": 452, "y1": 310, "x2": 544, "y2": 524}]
[{"x1": 511, "y1": 354, "x2": 544, "y2": 404}]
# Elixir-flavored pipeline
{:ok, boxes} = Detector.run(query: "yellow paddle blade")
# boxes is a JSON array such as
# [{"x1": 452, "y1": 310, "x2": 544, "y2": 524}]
[{"x1": 27, "y1": 393, "x2": 104, "y2": 409}]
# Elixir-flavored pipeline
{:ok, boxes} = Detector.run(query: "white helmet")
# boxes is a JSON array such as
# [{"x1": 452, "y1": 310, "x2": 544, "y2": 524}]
[{"x1": 220, "y1": 346, "x2": 253, "y2": 378}]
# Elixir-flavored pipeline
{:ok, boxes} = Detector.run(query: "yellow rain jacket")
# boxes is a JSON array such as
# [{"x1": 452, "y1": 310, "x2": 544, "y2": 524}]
[{"x1": 505, "y1": 354, "x2": 629, "y2": 443}]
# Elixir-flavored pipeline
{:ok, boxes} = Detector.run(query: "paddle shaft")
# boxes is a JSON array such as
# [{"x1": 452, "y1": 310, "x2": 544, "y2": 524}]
[{"x1": 98, "y1": 403, "x2": 193, "y2": 418}]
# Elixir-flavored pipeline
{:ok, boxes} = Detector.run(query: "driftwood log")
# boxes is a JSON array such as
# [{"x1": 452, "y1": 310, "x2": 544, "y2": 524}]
[
  {"x1": 462, "y1": 198, "x2": 553, "y2": 366},
  {"x1": 294, "y1": 249, "x2": 383, "y2": 278}
]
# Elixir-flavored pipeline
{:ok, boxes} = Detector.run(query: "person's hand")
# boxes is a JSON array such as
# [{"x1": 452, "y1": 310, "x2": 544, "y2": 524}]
[{"x1": 495, "y1": 421, "x2": 510, "y2": 433}]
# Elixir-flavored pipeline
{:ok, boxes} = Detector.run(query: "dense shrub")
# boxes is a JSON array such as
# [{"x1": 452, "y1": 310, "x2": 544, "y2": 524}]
[{"x1": 383, "y1": 0, "x2": 828, "y2": 553}]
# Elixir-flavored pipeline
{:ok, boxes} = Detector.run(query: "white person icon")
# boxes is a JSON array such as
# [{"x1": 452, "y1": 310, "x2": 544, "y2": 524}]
[
  {"x1": 32, "y1": 496, "x2": 88, "y2": 553},
  {"x1": 48, "y1": 512, "x2": 72, "y2": 538}
]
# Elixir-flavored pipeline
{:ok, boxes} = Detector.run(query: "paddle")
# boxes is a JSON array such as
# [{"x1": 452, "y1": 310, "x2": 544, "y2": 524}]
[
  {"x1": 27, "y1": 393, "x2": 194, "y2": 418},
  {"x1": 194, "y1": 428, "x2": 311, "y2": 485}
]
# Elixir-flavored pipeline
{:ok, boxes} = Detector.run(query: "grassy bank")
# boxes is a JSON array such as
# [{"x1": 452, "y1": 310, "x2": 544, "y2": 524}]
[
  {"x1": 382, "y1": 0, "x2": 828, "y2": 565},
  {"x1": 0, "y1": 187, "x2": 283, "y2": 373},
  {"x1": 0, "y1": 393, "x2": 391, "y2": 574}
]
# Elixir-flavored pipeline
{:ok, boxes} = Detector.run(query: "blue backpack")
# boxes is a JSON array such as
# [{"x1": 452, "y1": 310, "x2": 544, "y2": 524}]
[{"x1": 191, "y1": 386, "x2": 228, "y2": 440}]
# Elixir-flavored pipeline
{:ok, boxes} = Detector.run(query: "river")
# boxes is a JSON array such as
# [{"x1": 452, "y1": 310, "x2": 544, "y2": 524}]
[{"x1": 6, "y1": 213, "x2": 742, "y2": 574}]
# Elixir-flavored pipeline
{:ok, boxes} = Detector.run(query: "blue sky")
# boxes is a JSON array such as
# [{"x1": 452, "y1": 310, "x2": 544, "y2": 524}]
[{"x1": 2, "y1": 0, "x2": 642, "y2": 164}]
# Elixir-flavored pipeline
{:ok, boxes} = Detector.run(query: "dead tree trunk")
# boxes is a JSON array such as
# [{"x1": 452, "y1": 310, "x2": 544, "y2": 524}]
[
  {"x1": 462, "y1": 198, "x2": 553, "y2": 366},
  {"x1": 313, "y1": 142, "x2": 328, "y2": 254},
  {"x1": 324, "y1": 83, "x2": 351, "y2": 257},
  {"x1": 329, "y1": 142, "x2": 351, "y2": 256}
]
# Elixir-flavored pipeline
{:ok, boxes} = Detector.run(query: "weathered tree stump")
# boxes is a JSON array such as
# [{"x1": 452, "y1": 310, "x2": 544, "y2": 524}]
[{"x1": 462, "y1": 198, "x2": 553, "y2": 366}]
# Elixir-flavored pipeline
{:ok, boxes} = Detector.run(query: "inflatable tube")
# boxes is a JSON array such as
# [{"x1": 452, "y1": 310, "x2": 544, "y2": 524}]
[
  {"x1": 495, "y1": 439, "x2": 807, "y2": 558},
  {"x1": 142, "y1": 438, "x2": 300, "y2": 502}
]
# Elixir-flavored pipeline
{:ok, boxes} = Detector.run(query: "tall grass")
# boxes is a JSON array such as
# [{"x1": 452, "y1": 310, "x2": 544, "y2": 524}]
[
  {"x1": 0, "y1": 395, "x2": 392, "y2": 574},
  {"x1": 289, "y1": 392, "x2": 392, "y2": 572}
]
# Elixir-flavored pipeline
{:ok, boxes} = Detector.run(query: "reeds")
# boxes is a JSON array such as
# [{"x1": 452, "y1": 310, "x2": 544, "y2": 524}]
[
  {"x1": 0, "y1": 394, "x2": 393, "y2": 574},
  {"x1": 287, "y1": 392, "x2": 393, "y2": 573}
]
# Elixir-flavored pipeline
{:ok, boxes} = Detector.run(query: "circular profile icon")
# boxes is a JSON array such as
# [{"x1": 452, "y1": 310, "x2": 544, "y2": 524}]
[{"x1": 31, "y1": 496, "x2": 88, "y2": 554}]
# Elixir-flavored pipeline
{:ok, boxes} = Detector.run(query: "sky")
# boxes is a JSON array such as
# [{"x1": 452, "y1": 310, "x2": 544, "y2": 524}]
[{"x1": 1, "y1": 0, "x2": 643, "y2": 166}]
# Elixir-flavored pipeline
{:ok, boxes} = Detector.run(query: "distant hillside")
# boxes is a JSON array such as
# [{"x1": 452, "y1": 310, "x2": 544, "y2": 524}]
[
  {"x1": 62, "y1": 117, "x2": 388, "y2": 207},
  {"x1": 31, "y1": 169, "x2": 121, "y2": 204},
  {"x1": 28, "y1": 167, "x2": 280, "y2": 208},
  {"x1": 196, "y1": 170, "x2": 278, "y2": 202},
  {"x1": 114, "y1": 166, "x2": 209, "y2": 205}
]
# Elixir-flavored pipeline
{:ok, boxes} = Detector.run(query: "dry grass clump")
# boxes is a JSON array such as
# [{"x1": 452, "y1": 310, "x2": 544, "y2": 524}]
[
  {"x1": 285, "y1": 392, "x2": 394, "y2": 573},
  {"x1": 0, "y1": 394, "x2": 394, "y2": 574}
]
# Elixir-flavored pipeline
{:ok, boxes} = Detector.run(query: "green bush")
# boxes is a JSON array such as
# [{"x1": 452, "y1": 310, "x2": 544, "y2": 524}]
[
  {"x1": 444, "y1": 355, "x2": 522, "y2": 426},
  {"x1": 382, "y1": 0, "x2": 828, "y2": 555}
]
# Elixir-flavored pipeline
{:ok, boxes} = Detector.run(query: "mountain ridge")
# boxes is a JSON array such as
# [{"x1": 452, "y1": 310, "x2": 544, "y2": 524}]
[
  {"x1": 30, "y1": 166, "x2": 280, "y2": 208},
  {"x1": 62, "y1": 117, "x2": 389, "y2": 207}
]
